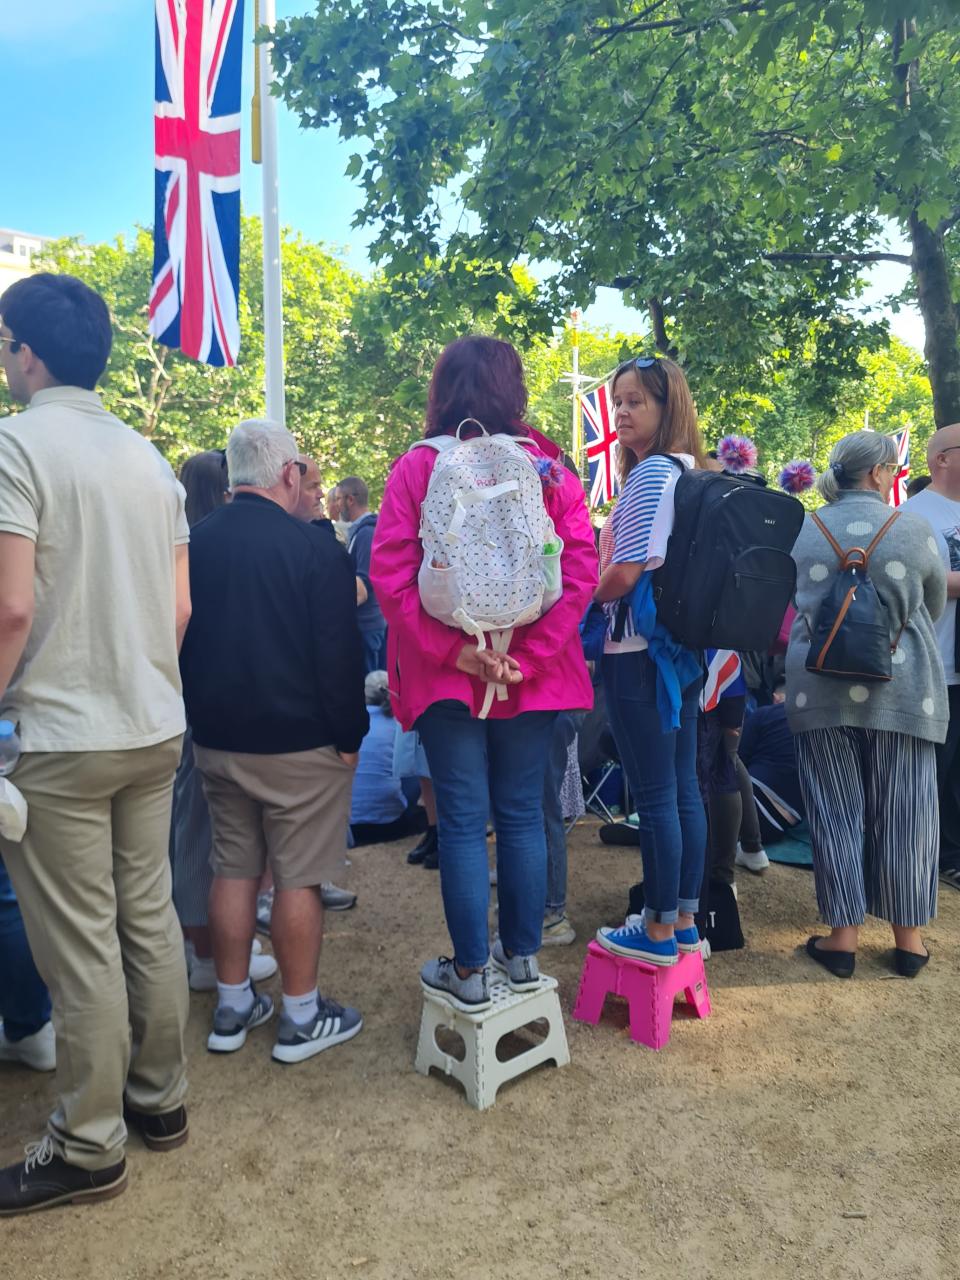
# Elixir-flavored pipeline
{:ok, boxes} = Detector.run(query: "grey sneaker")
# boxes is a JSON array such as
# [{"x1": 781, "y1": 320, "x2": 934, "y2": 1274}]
[
  {"x1": 271, "y1": 995, "x2": 363, "y2": 1064},
  {"x1": 320, "y1": 882, "x2": 357, "y2": 911},
  {"x1": 420, "y1": 957, "x2": 491, "y2": 1013},
  {"x1": 490, "y1": 939, "x2": 540, "y2": 992},
  {"x1": 541, "y1": 913, "x2": 576, "y2": 947},
  {"x1": 207, "y1": 988, "x2": 274, "y2": 1053},
  {"x1": 256, "y1": 890, "x2": 274, "y2": 935}
]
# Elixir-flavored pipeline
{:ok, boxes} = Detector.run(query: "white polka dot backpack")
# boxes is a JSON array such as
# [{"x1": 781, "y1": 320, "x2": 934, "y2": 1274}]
[
  {"x1": 805, "y1": 509, "x2": 904, "y2": 681},
  {"x1": 410, "y1": 419, "x2": 563, "y2": 717}
]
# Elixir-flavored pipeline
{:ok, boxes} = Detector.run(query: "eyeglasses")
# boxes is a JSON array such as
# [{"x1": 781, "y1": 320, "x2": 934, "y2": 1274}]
[
  {"x1": 0, "y1": 336, "x2": 21, "y2": 351},
  {"x1": 938, "y1": 446, "x2": 960, "y2": 457},
  {"x1": 287, "y1": 459, "x2": 307, "y2": 476}
]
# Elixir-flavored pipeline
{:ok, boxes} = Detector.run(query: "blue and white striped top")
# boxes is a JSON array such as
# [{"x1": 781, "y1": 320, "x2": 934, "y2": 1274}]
[{"x1": 604, "y1": 454, "x2": 685, "y2": 651}]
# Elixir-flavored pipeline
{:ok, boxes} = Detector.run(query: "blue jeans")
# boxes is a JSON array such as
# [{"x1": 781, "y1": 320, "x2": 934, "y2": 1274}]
[
  {"x1": 417, "y1": 701, "x2": 557, "y2": 968},
  {"x1": 544, "y1": 712, "x2": 581, "y2": 914},
  {"x1": 361, "y1": 629, "x2": 387, "y2": 675},
  {"x1": 602, "y1": 652, "x2": 706, "y2": 925},
  {"x1": 0, "y1": 858, "x2": 51, "y2": 1040}
]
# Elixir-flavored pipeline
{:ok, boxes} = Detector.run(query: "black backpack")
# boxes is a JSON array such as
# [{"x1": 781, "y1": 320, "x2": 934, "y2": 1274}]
[
  {"x1": 653, "y1": 462, "x2": 805, "y2": 652},
  {"x1": 805, "y1": 510, "x2": 902, "y2": 682}
]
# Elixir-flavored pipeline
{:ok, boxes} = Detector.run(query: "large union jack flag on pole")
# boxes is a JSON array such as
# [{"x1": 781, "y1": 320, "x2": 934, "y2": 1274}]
[
  {"x1": 150, "y1": 0, "x2": 244, "y2": 367},
  {"x1": 582, "y1": 382, "x2": 619, "y2": 508},
  {"x1": 888, "y1": 427, "x2": 911, "y2": 508}
]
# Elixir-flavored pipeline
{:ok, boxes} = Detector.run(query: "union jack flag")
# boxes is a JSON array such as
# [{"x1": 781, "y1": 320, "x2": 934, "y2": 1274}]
[
  {"x1": 700, "y1": 649, "x2": 746, "y2": 713},
  {"x1": 888, "y1": 427, "x2": 911, "y2": 508},
  {"x1": 582, "y1": 382, "x2": 619, "y2": 508},
  {"x1": 150, "y1": 0, "x2": 244, "y2": 367}
]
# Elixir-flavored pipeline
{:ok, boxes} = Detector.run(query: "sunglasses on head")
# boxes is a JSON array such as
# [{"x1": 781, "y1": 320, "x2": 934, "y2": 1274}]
[{"x1": 633, "y1": 356, "x2": 662, "y2": 370}]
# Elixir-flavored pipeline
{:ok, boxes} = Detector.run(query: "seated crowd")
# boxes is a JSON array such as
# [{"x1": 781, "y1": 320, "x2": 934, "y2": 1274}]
[{"x1": 0, "y1": 274, "x2": 956, "y2": 1219}]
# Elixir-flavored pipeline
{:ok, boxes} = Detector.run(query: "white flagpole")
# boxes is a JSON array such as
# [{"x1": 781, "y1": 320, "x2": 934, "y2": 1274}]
[{"x1": 254, "y1": 0, "x2": 285, "y2": 427}]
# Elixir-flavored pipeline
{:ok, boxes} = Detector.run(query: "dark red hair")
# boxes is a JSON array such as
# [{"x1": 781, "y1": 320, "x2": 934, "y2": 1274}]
[{"x1": 424, "y1": 336, "x2": 528, "y2": 437}]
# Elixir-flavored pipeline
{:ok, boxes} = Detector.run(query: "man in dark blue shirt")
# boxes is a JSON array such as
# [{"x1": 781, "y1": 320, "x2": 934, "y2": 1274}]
[
  {"x1": 339, "y1": 476, "x2": 386, "y2": 673},
  {"x1": 180, "y1": 420, "x2": 368, "y2": 1067}
]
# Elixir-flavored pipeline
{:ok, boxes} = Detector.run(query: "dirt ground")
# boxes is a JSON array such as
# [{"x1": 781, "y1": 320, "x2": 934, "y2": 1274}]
[{"x1": 3, "y1": 820, "x2": 959, "y2": 1280}]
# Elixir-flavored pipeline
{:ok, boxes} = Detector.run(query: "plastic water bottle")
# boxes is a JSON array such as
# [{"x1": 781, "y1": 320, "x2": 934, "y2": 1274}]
[{"x1": 0, "y1": 721, "x2": 21, "y2": 777}]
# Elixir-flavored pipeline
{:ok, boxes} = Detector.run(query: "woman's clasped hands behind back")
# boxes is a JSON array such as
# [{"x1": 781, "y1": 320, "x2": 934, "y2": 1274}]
[{"x1": 455, "y1": 643, "x2": 524, "y2": 685}]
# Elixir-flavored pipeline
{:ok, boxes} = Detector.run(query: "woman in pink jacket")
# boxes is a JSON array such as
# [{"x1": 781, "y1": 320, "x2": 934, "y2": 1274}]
[{"x1": 371, "y1": 337, "x2": 597, "y2": 1013}]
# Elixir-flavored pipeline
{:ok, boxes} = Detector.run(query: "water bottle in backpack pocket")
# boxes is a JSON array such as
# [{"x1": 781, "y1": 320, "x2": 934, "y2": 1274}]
[{"x1": 804, "y1": 510, "x2": 904, "y2": 682}]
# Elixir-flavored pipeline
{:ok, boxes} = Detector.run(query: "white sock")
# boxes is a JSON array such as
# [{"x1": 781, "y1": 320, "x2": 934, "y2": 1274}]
[
  {"x1": 217, "y1": 979, "x2": 254, "y2": 1015},
  {"x1": 282, "y1": 989, "x2": 319, "y2": 1027}
]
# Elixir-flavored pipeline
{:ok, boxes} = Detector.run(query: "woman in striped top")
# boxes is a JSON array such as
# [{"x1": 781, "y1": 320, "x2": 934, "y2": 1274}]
[{"x1": 594, "y1": 357, "x2": 708, "y2": 966}]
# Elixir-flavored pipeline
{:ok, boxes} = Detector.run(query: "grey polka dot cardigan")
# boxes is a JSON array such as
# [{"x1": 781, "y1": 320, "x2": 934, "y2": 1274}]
[{"x1": 785, "y1": 489, "x2": 948, "y2": 744}]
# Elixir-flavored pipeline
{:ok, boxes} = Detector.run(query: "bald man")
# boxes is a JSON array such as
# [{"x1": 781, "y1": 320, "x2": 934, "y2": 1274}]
[
  {"x1": 292, "y1": 455, "x2": 326, "y2": 524},
  {"x1": 905, "y1": 422, "x2": 960, "y2": 891}
]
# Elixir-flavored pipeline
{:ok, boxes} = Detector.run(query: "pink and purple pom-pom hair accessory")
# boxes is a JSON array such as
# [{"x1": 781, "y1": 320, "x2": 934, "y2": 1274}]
[{"x1": 778, "y1": 460, "x2": 816, "y2": 494}]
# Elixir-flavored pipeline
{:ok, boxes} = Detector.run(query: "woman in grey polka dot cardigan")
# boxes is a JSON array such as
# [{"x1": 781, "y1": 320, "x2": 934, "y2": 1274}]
[{"x1": 785, "y1": 429, "x2": 947, "y2": 979}]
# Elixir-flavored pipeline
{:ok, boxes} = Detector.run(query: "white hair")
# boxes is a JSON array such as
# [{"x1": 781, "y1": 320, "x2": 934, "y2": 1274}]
[
  {"x1": 818, "y1": 429, "x2": 898, "y2": 503},
  {"x1": 226, "y1": 419, "x2": 298, "y2": 489}
]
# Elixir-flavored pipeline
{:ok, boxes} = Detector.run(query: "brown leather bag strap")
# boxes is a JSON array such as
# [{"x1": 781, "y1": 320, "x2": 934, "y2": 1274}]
[
  {"x1": 810, "y1": 511, "x2": 844, "y2": 561},
  {"x1": 861, "y1": 510, "x2": 901, "y2": 566},
  {"x1": 814, "y1": 584, "x2": 858, "y2": 671}
]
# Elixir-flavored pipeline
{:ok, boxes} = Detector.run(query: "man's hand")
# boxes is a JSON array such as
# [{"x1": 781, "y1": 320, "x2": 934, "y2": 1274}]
[
  {"x1": 338, "y1": 751, "x2": 359, "y2": 767},
  {"x1": 456, "y1": 644, "x2": 523, "y2": 685}
]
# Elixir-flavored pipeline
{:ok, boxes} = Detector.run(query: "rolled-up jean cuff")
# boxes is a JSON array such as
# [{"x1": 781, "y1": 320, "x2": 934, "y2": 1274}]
[
  {"x1": 546, "y1": 900, "x2": 565, "y2": 915},
  {"x1": 644, "y1": 906, "x2": 679, "y2": 925},
  {"x1": 679, "y1": 898, "x2": 699, "y2": 916}
]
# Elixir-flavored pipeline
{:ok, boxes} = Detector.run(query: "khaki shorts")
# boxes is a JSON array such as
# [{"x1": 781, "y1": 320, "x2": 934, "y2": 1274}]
[{"x1": 194, "y1": 744, "x2": 353, "y2": 890}]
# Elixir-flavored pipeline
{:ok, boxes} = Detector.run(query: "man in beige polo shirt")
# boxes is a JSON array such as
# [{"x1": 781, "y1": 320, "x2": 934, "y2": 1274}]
[{"x1": 0, "y1": 273, "x2": 191, "y2": 1217}]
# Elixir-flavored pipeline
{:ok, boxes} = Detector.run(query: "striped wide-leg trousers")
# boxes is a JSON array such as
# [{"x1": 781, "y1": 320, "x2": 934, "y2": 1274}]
[{"x1": 795, "y1": 726, "x2": 939, "y2": 928}]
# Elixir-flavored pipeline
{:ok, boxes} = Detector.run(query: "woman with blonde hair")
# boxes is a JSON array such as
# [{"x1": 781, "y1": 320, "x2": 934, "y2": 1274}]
[{"x1": 593, "y1": 356, "x2": 709, "y2": 966}]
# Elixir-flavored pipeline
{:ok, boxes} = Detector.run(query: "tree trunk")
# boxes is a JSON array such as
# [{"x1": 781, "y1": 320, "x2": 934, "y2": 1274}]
[
  {"x1": 892, "y1": 19, "x2": 960, "y2": 426},
  {"x1": 910, "y1": 212, "x2": 960, "y2": 427}
]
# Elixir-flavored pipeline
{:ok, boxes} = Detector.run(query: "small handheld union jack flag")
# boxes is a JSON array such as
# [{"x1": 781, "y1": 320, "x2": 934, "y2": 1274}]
[
  {"x1": 889, "y1": 427, "x2": 911, "y2": 508},
  {"x1": 582, "y1": 382, "x2": 619, "y2": 509},
  {"x1": 150, "y1": 0, "x2": 244, "y2": 367}
]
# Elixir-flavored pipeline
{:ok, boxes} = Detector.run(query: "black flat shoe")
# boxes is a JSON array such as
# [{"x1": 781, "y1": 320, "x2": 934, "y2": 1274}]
[
  {"x1": 894, "y1": 948, "x2": 929, "y2": 978},
  {"x1": 406, "y1": 827, "x2": 437, "y2": 866},
  {"x1": 805, "y1": 935, "x2": 855, "y2": 979}
]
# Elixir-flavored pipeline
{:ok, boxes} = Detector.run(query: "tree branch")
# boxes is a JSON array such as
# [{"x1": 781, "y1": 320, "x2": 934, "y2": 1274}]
[
  {"x1": 763, "y1": 251, "x2": 913, "y2": 265},
  {"x1": 590, "y1": 1, "x2": 764, "y2": 51},
  {"x1": 938, "y1": 208, "x2": 960, "y2": 237},
  {"x1": 648, "y1": 297, "x2": 679, "y2": 358}
]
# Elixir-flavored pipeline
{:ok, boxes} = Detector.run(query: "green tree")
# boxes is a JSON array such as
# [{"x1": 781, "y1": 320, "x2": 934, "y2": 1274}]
[{"x1": 271, "y1": 0, "x2": 959, "y2": 424}]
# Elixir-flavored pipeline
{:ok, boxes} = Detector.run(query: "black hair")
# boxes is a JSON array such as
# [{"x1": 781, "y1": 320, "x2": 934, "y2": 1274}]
[{"x1": 0, "y1": 272, "x2": 112, "y2": 390}]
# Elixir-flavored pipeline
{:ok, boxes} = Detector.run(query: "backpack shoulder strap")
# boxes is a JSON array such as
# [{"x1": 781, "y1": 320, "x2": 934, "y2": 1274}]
[
  {"x1": 408, "y1": 436, "x2": 457, "y2": 456},
  {"x1": 647, "y1": 451, "x2": 686, "y2": 473},
  {"x1": 862, "y1": 510, "x2": 901, "y2": 565},
  {"x1": 810, "y1": 511, "x2": 845, "y2": 562}
]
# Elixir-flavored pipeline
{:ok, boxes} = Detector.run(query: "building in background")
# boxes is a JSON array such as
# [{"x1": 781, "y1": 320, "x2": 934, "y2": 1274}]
[{"x1": 0, "y1": 229, "x2": 51, "y2": 294}]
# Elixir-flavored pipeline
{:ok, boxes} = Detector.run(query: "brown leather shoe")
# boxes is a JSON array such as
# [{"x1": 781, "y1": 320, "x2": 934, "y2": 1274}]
[
  {"x1": 0, "y1": 1136, "x2": 127, "y2": 1217},
  {"x1": 123, "y1": 1102, "x2": 189, "y2": 1152}
]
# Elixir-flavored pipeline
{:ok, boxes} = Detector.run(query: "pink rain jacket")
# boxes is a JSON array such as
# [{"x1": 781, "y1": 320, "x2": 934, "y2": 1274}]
[{"x1": 371, "y1": 435, "x2": 598, "y2": 731}]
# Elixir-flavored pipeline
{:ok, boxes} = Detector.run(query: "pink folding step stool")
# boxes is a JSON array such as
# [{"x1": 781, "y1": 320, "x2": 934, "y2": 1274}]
[{"x1": 572, "y1": 940, "x2": 711, "y2": 1050}]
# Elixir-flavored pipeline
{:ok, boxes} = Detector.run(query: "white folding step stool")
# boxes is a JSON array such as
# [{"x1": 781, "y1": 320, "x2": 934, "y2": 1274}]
[{"x1": 414, "y1": 972, "x2": 570, "y2": 1110}]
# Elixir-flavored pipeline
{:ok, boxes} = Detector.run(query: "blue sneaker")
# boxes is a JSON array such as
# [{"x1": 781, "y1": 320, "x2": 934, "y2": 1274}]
[
  {"x1": 675, "y1": 925, "x2": 701, "y2": 954},
  {"x1": 596, "y1": 917, "x2": 679, "y2": 965}
]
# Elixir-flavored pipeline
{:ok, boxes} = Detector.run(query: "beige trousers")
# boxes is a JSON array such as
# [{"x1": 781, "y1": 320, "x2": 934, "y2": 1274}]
[{"x1": 0, "y1": 736, "x2": 189, "y2": 1170}]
